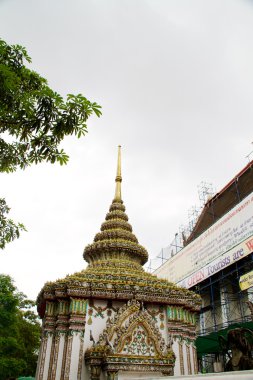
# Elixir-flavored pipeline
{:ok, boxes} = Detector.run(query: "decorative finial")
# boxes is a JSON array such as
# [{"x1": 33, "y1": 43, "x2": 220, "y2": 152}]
[{"x1": 114, "y1": 145, "x2": 122, "y2": 201}]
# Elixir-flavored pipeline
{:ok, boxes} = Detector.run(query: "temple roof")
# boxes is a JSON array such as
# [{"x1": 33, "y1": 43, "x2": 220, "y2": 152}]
[
  {"x1": 186, "y1": 159, "x2": 253, "y2": 244},
  {"x1": 37, "y1": 147, "x2": 201, "y2": 316}
]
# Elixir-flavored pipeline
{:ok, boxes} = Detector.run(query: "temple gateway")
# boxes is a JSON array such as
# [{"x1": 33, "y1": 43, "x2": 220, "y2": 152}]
[{"x1": 36, "y1": 147, "x2": 201, "y2": 379}]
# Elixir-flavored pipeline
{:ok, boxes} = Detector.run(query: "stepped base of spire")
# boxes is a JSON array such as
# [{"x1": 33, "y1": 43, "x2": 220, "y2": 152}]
[{"x1": 83, "y1": 200, "x2": 149, "y2": 265}]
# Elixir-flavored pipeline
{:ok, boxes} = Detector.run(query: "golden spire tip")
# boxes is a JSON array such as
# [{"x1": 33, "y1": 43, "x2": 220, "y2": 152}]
[{"x1": 114, "y1": 145, "x2": 122, "y2": 201}]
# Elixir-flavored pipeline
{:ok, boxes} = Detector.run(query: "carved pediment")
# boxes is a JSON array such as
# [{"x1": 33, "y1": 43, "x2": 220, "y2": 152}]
[
  {"x1": 87, "y1": 299, "x2": 173, "y2": 359},
  {"x1": 85, "y1": 300, "x2": 175, "y2": 375},
  {"x1": 118, "y1": 323, "x2": 156, "y2": 356}
]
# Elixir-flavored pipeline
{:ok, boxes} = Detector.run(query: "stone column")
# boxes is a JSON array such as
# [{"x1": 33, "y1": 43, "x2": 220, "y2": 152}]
[
  {"x1": 167, "y1": 306, "x2": 198, "y2": 377},
  {"x1": 36, "y1": 332, "x2": 48, "y2": 380},
  {"x1": 90, "y1": 364, "x2": 101, "y2": 380},
  {"x1": 106, "y1": 371, "x2": 118, "y2": 380},
  {"x1": 36, "y1": 301, "x2": 56, "y2": 380},
  {"x1": 62, "y1": 298, "x2": 87, "y2": 380},
  {"x1": 186, "y1": 343, "x2": 192, "y2": 375},
  {"x1": 178, "y1": 339, "x2": 185, "y2": 375},
  {"x1": 192, "y1": 344, "x2": 198, "y2": 374},
  {"x1": 52, "y1": 300, "x2": 69, "y2": 380}
]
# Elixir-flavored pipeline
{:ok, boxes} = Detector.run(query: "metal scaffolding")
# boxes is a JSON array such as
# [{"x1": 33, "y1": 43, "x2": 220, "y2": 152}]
[
  {"x1": 146, "y1": 181, "x2": 214, "y2": 273},
  {"x1": 191, "y1": 253, "x2": 253, "y2": 336}
]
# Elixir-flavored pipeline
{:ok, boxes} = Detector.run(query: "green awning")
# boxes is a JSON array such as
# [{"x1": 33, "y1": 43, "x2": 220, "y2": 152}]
[{"x1": 196, "y1": 321, "x2": 253, "y2": 357}]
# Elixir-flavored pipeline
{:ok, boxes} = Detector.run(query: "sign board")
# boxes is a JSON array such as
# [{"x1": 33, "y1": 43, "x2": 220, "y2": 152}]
[
  {"x1": 155, "y1": 192, "x2": 253, "y2": 288},
  {"x1": 239, "y1": 270, "x2": 253, "y2": 291}
]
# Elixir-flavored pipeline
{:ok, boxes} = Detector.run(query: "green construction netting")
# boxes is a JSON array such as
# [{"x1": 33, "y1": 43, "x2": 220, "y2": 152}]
[{"x1": 196, "y1": 321, "x2": 253, "y2": 357}]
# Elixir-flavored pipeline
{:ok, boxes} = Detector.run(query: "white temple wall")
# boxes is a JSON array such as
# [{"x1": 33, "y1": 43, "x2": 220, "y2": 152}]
[
  {"x1": 146, "y1": 304, "x2": 167, "y2": 340},
  {"x1": 84, "y1": 299, "x2": 125, "y2": 349},
  {"x1": 86, "y1": 300, "x2": 108, "y2": 342}
]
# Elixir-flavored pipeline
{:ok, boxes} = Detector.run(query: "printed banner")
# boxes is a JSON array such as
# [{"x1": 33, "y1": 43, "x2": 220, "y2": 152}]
[{"x1": 155, "y1": 193, "x2": 253, "y2": 288}]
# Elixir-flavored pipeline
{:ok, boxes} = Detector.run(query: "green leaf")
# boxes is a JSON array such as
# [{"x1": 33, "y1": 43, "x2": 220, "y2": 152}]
[{"x1": 0, "y1": 37, "x2": 102, "y2": 249}]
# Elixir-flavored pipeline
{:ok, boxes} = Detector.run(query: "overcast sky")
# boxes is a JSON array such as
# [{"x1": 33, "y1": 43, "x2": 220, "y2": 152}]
[{"x1": 1, "y1": 0, "x2": 253, "y2": 300}]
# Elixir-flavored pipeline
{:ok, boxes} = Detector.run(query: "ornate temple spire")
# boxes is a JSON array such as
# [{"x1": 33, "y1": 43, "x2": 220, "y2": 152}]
[
  {"x1": 114, "y1": 145, "x2": 122, "y2": 202},
  {"x1": 83, "y1": 146, "x2": 149, "y2": 266}
]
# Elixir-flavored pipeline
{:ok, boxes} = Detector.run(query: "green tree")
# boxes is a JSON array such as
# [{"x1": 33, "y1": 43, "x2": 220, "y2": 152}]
[
  {"x1": 0, "y1": 38, "x2": 102, "y2": 249},
  {"x1": 0, "y1": 274, "x2": 41, "y2": 379},
  {"x1": 0, "y1": 198, "x2": 26, "y2": 249}
]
